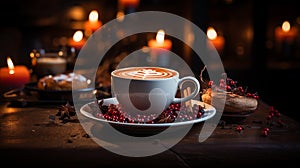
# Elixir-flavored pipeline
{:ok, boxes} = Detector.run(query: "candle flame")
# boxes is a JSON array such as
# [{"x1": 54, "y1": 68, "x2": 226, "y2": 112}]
[
  {"x1": 58, "y1": 51, "x2": 64, "y2": 56},
  {"x1": 89, "y1": 10, "x2": 99, "y2": 22},
  {"x1": 73, "y1": 30, "x2": 83, "y2": 42},
  {"x1": 7, "y1": 57, "x2": 15, "y2": 74},
  {"x1": 116, "y1": 11, "x2": 125, "y2": 22},
  {"x1": 156, "y1": 29, "x2": 165, "y2": 44},
  {"x1": 207, "y1": 27, "x2": 217, "y2": 40},
  {"x1": 282, "y1": 21, "x2": 291, "y2": 32}
]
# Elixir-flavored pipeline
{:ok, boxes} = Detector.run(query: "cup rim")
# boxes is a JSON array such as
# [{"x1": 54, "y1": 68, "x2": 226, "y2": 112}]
[{"x1": 111, "y1": 66, "x2": 179, "y2": 81}]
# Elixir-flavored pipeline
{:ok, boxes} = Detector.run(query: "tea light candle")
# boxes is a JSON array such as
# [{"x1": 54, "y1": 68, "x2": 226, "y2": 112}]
[
  {"x1": 0, "y1": 57, "x2": 30, "y2": 92},
  {"x1": 84, "y1": 10, "x2": 102, "y2": 34},
  {"x1": 207, "y1": 27, "x2": 225, "y2": 53},
  {"x1": 68, "y1": 30, "x2": 86, "y2": 50},
  {"x1": 148, "y1": 29, "x2": 172, "y2": 50},
  {"x1": 275, "y1": 21, "x2": 297, "y2": 43}
]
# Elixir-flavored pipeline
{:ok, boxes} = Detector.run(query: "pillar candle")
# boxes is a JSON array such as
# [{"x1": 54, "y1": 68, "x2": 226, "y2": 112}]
[
  {"x1": 0, "y1": 57, "x2": 30, "y2": 92},
  {"x1": 118, "y1": 0, "x2": 140, "y2": 14},
  {"x1": 148, "y1": 29, "x2": 172, "y2": 50},
  {"x1": 68, "y1": 30, "x2": 86, "y2": 50},
  {"x1": 148, "y1": 29, "x2": 172, "y2": 66},
  {"x1": 275, "y1": 21, "x2": 297, "y2": 43},
  {"x1": 118, "y1": 0, "x2": 140, "y2": 8},
  {"x1": 84, "y1": 10, "x2": 102, "y2": 36},
  {"x1": 207, "y1": 27, "x2": 225, "y2": 53}
]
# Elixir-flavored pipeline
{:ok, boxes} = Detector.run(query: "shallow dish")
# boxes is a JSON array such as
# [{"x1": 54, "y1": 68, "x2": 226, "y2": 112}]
[
  {"x1": 24, "y1": 82, "x2": 96, "y2": 101},
  {"x1": 80, "y1": 97, "x2": 216, "y2": 136}
]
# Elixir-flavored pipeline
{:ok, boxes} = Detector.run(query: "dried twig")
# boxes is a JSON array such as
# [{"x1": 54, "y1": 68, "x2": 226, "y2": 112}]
[
  {"x1": 184, "y1": 87, "x2": 192, "y2": 112},
  {"x1": 199, "y1": 65, "x2": 207, "y2": 83}
]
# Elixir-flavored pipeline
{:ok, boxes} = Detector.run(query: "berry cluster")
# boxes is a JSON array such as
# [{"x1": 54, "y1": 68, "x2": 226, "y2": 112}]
[
  {"x1": 207, "y1": 75, "x2": 259, "y2": 99},
  {"x1": 89, "y1": 100, "x2": 206, "y2": 124}
]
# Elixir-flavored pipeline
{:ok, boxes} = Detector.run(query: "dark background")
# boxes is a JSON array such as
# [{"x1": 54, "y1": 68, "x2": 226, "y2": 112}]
[{"x1": 1, "y1": 0, "x2": 300, "y2": 121}]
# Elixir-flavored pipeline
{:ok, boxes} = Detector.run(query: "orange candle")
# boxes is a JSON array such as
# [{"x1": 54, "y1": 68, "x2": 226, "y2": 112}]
[
  {"x1": 84, "y1": 10, "x2": 102, "y2": 35},
  {"x1": 118, "y1": 0, "x2": 140, "y2": 8},
  {"x1": 207, "y1": 27, "x2": 225, "y2": 53},
  {"x1": 0, "y1": 57, "x2": 30, "y2": 92},
  {"x1": 68, "y1": 30, "x2": 86, "y2": 50},
  {"x1": 275, "y1": 21, "x2": 297, "y2": 43}
]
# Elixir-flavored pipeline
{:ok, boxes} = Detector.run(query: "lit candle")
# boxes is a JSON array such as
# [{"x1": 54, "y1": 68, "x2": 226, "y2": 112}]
[
  {"x1": 116, "y1": 11, "x2": 125, "y2": 22},
  {"x1": 148, "y1": 29, "x2": 172, "y2": 50},
  {"x1": 0, "y1": 57, "x2": 30, "y2": 92},
  {"x1": 148, "y1": 29, "x2": 172, "y2": 66},
  {"x1": 207, "y1": 27, "x2": 225, "y2": 53},
  {"x1": 275, "y1": 21, "x2": 297, "y2": 43},
  {"x1": 68, "y1": 30, "x2": 86, "y2": 50},
  {"x1": 84, "y1": 10, "x2": 102, "y2": 35}
]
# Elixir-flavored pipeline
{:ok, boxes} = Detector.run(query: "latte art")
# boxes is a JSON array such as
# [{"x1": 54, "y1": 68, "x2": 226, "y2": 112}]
[{"x1": 113, "y1": 67, "x2": 177, "y2": 79}]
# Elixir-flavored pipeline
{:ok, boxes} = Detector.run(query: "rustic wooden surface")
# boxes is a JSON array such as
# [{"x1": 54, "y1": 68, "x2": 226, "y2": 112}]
[{"x1": 0, "y1": 99, "x2": 300, "y2": 167}]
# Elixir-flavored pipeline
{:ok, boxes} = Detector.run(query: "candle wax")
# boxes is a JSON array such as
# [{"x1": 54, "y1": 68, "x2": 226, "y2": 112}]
[
  {"x1": 118, "y1": 0, "x2": 140, "y2": 8},
  {"x1": 208, "y1": 36, "x2": 225, "y2": 53},
  {"x1": 84, "y1": 20, "x2": 102, "y2": 33},
  {"x1": 275, "y1": 27, "x2": 297, "y2": 43},
  {"x1": 0, "y1": 65, "x2": 30, "y2": 92},
  {"x1": 148, "y1": 39, "x2": 172, "y2": 66},
  {"x1": 148, "y1": 39, "x2": 172, "y2": 50},
  {"x1": 68, "y1": 38, "x2": 86, "y2": 50}
]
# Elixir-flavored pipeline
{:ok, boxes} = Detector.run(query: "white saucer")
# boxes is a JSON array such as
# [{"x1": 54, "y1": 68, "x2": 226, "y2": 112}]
[{"x1": 79, "y1": 97, "x2": 216, "y2": 136}]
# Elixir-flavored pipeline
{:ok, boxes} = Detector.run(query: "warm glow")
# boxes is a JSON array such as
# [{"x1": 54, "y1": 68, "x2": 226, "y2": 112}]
[
  {"x1": 7, "y1": 57, "x2": 15, "y2": 74},
  {"x1": 116, "y1": 11, "x2": 125, "y2": 22},
  {"x1": 282, "y1": 21, "x2": 291, "y2": 32},
  {"x1": 156, "y1": 29, "x2": 165, "y2": 44},
  {"x1": 118, "y1": 0, "x2": 140, "y2": 7},
  {"x1": 207, "y1": 27, "x2": 217, "y2": 40},
  {"x1": 58, "y1": 51, "x2": 64, "y2": 56},
  {"x1": 89, "y1": 10, "x2": 99, "y2": 22},
  {"x1": 73, "y1": 30, "x2": 84, "y2": 42},
  {"x1": 29, "y1": 52, "x2": 35, "y2": 58},
  {"x1": 68, "y1": 6, "x2": 85, "y2": 20}
]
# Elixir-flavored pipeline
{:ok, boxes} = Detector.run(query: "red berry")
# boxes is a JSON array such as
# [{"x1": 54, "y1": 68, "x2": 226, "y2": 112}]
[
  {"x1": 235, "y1": 125, "x2": 243, "y2": 132},
  {"x1": 266, "y1": 114, "x2": 272, "y2": 120},
  {"x1": 277, "y1": 119, "x2": 284, "y2": 127},
  {"x1": 208, "y1": 80, "x2": 214, "y2": 87},
  {"x1": 238, "y1": 86, "x2": 244, "y2": 93},
  {"x1": 220, "y1": 79, "x2": 225, "y2": 84},
  {"x1": 230, "y1": 80, "x2": 235, "y2": 85},
  {"x1": 263, "y1": 127, "x2": 270, "y2": 132},
  {"x1": 219, "y1": 83, "x2": 225, "y2": 88},
  {"x1": 261, "y1": 130, "x2": 268, "y2": 137}
]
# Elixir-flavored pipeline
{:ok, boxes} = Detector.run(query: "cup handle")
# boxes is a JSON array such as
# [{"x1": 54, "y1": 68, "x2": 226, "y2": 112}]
[{"x1": 172, "y1": 76, "x2": 200, "y2": 104}]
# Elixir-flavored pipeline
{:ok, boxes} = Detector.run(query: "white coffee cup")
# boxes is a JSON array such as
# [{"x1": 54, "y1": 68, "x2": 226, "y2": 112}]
[{"x1": 111, "y1": 66, "x2": 200, "y2": 118}]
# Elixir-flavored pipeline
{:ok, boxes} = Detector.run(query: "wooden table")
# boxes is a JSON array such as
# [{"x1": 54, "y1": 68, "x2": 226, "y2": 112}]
[{"x1": 1, "y1": 97, "x2": 300, "y2": 167}]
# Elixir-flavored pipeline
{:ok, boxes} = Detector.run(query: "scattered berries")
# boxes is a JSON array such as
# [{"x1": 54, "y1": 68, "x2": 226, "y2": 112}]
[
  {"x1": 89, "y1": 100, "x2": 206, "y2": 124},
  {"x1": 235, "y1": 125, "x2": 244, "y2": 133}
]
